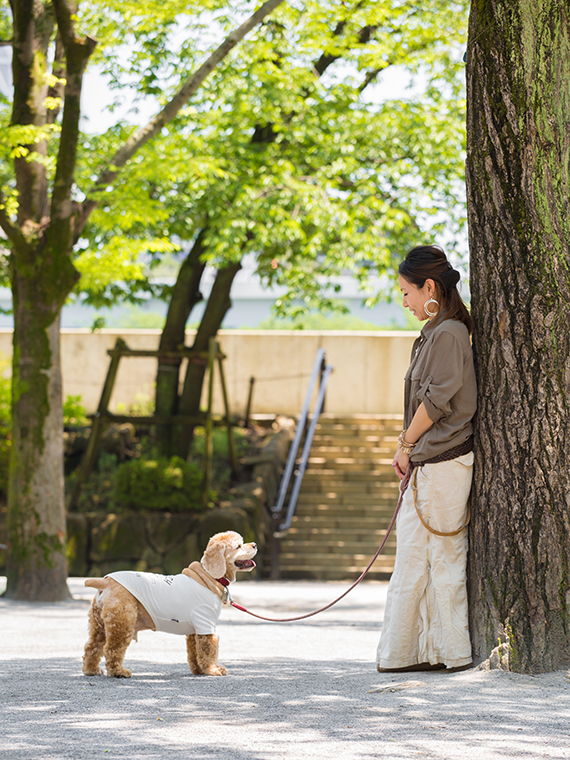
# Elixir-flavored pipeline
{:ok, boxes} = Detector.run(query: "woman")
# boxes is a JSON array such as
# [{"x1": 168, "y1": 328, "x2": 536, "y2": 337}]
[{"x1": 376, "y1": 245, "x2": 477, "y2": 672}]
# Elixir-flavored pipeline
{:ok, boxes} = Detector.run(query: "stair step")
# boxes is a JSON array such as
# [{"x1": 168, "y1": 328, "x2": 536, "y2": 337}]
[
  {"x1": 285, "y1": 525, "x2": 397, "y2": 536},
  {"x1": 298, "y1": 481, "x2": 399, "y2": 494},
  {"x1": 312, "y1": 434, "x2": 398, "y2": 445},
  {"x1": 290, "y1": 518, "x2": 397, "y2": 531},
  {"x1": 292, "y1": 505, "x2": 396, "y2": 518},
  {"x1": 280, "y1": 548, "x2": 395, "y2": 560},
  {"x1": 307, "y1": 459, "x2": 395, "y2": 471},
  {"x1": 296, "y1": 493, "x2": 397, "y2": 505},
  {"x1": 309, "y1": 448, "x2": 394, "y2": 458},
  {"x1": 278, "y1": 567, "x2": 393, "y2": 581},
  {"x1": 280, "y1": 541, "x2": 396, "y2": 555},
  {"x1": 319, "y1": 412, "x2": 404, "y2": 425}
]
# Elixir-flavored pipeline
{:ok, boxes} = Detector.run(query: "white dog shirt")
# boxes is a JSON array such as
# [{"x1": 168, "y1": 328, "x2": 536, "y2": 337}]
[{"x1": 107, "y1": 571, "x2": 222, "y2": 636}]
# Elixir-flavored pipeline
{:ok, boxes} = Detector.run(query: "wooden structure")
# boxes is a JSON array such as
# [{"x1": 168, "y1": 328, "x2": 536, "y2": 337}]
[{"x1": 68, "y1": 337, "x2": 237, "y2": 509}]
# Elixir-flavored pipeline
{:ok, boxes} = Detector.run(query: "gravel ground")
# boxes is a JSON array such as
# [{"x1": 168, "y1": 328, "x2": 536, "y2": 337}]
[{"x1": 1, "y1": 576, "x2": 570, "y2": 759}]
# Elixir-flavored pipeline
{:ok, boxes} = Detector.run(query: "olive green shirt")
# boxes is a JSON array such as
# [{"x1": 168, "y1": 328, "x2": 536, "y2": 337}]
[{"x1": 404, "y1": 316, "x2": 477, "y2": 462}]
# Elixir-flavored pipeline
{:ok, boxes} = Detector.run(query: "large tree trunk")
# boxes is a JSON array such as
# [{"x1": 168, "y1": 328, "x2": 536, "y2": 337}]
[
  {"x1": 155, "y1": 231, "x2": 207, "y2": 457},
  {"x1": 466, "y1": 0, "x2": 570, "y2": 672},
  {"x1": 5, "y1": 274, "x2": 69, "y2": 600}
]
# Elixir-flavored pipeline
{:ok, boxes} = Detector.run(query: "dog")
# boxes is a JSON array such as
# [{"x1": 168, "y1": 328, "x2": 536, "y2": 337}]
[{"x1": 82, "y1": 531, "x2": 257, "y2": 678}]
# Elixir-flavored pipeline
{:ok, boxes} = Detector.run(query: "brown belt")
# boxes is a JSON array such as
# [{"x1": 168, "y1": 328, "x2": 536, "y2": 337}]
[{"x1": 411, "y1": 435, "x2": 474, "y2": 468}]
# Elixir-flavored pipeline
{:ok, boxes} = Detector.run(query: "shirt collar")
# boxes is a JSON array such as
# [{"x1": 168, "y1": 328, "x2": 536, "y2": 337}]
[{"x1": 420, "y1": 308, "x2": 449, "y2": 338}]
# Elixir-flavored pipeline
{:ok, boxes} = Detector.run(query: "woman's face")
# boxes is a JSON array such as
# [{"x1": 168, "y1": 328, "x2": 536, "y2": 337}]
[{"x1": 398, "y1": 275, "x2": 434, "y2": 321}]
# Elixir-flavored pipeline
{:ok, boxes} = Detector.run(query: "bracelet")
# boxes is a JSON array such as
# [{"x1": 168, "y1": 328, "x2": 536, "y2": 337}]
[{"x1": 397, "y1": 429, "x2": 417, "y2": 455}]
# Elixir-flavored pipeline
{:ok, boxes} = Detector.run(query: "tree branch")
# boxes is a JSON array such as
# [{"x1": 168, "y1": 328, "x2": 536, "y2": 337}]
[
  {"x1": 46, "y1": 32, "x2": 66, "y2": 125},
  {"x1": 74, "y1": 0, "x2": 285, "y2": 242},
  {"x1": 10, "y1": 0, "x2": 55, "y2": 223},
  {"x1": 48, "y1": 0, "x2": 96, "y2": 246},
  {"x1": 313, "y1": 22, "x2": 377, "y2": 77},
  {"x1": 252, "y1": 17, "x2": 379, "y2": 144},
  {"x1": 359, "y1": 67, "x2": 383, "y2": 92}
]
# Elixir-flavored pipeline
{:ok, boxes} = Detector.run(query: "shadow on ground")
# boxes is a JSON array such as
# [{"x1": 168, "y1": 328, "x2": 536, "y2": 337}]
[{"x1": 2, "y1": 656, "x2": 570, "y2": 759}]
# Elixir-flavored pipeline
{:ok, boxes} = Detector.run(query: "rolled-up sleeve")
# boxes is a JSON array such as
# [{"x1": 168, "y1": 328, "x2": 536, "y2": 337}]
[{"x1": 415, "y1": 331, "x2": 465, "y2": 423}]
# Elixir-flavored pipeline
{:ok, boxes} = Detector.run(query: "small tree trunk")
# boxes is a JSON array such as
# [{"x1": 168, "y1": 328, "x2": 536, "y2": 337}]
[
  {"x1": 5, "y1": 270, "x2": 69, "y2": 601},
  {"x1": 173, "y1": 261, "x2": 242, "y2": 459},
  {"x1": 466, "y1": 0, "x2": 570, "y2": 672},
  {"x1": 155, "y1": 231, "x2": 206, "y2": 457}
]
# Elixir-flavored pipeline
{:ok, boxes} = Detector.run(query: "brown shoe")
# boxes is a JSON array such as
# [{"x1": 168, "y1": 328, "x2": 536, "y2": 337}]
[{"x1": 377, "y1": 662, "x2": 446, "y2": 673}]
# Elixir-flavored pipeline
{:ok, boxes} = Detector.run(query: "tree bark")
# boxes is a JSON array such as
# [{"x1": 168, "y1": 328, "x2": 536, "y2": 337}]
[
  {"x1": 173, "y1": 261, "x2": 242, "y2": 459},
  {"x1": 466, "y1": 0, "x2": 570, "y2": 672},
  {"x1": 5, "y1": 271, "x2": 69, "y2": 600},
  {"x1": 154, "y1": 231, "x2": 207, "y2": 457},
  {"x1": 3, "y1": 0, "x2": 88, "y2": 601}
]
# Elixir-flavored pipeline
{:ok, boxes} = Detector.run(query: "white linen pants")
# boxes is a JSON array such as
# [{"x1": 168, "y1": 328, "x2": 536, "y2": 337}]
[{"x1": 377, "y1": 452, "x2": 474, "y2": 670}]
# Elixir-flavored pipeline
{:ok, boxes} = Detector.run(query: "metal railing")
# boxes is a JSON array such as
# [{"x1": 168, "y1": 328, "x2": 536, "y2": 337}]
[{"x1": 270, "y1": 348, "x2": 333, "y2": 578}]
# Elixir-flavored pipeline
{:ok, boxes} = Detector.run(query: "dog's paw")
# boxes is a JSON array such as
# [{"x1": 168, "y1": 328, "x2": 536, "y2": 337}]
[
  {"x1": 108, "y1": 667, "x2": 132, "y2": 678},
  {"x1": 82, "y1": 666, "x2": 104, "y2": 676},
  {"x1": 204, "y1": 665, "x2": 228, "y2": 676}
]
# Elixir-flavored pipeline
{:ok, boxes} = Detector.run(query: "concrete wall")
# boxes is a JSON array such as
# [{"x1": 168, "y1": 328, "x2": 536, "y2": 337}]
[{"x1": 0, "y1": 328, "x2": 418, "y2": 416}]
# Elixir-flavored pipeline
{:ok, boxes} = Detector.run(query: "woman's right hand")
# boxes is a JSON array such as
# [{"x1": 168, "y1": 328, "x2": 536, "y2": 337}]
[{"x1": 392, "y1": 450, "x2": 406, "y2": 481}]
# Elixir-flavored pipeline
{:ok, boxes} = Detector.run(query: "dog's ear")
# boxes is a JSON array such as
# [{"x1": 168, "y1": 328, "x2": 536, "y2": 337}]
[{"x1": 201, "y1": 541, "x2": 227, "y2": 578}]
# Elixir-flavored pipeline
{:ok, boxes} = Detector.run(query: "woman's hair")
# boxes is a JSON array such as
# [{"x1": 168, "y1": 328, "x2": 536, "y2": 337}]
[{"x1": 398, "y1": 245, "x2": 473, "y2": 334}]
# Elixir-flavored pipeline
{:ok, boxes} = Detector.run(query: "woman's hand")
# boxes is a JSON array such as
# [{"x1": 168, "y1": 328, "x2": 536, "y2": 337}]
[{"x1": 392, "y1": 449, "x2": 408, "y2": 480}]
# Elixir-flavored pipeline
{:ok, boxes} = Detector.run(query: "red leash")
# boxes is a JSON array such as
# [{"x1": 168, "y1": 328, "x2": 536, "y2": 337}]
[{"x1": 230, "y1": 466, "x2": 411, "y2": 623}]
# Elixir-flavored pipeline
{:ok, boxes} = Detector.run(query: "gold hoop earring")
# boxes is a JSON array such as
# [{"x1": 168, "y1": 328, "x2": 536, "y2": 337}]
[{"x1": 424, "y1": 298, "x2": 439, "y2": 318}]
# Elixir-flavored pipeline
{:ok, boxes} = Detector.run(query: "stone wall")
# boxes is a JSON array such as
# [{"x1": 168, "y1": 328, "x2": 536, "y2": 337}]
[{"x1": 0, "y1": 420, "x2": 293, "y2": 580}]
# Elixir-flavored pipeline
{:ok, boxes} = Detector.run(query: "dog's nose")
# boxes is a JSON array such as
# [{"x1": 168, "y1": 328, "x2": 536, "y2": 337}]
[{"x1": 251, "y1": 542, "x2": 257, "y2": 550}]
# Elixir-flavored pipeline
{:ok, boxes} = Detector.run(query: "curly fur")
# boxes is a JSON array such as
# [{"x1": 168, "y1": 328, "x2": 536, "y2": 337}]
[{"x1": 82, "y1": 531, "x2": 256, "y2": 678}]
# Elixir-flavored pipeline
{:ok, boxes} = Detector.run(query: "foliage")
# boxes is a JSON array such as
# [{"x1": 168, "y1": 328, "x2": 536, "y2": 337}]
[
  {"x1": 63, "y1": 395, "x2": 90, "y2": 427},
  {"x1": 114, "y1": 454, "x2": 205, "y2": 512},
  {"x1": 190, "y1": 424, "x2": 249, "y2": 491},
  {"x1": 52, "y1": 0, "x2": 470, "y2": 315},
  {"x1": 67, "y1": 423, "x2": 250, "y2": 513},
  {"x1": 256, "y1": 305, "x2": 423, "y2": 331},
  {"x1": 68, "y1": 451, "x2": 119, "y2": 511},
  {"x1": 115, "y1": 392, "x2": 156, "y2": 417},
  {"x1": 0, "y1": 0, "x2": 467, "y2": 314},
  {"x1": 0, "y1": 1, "x2": 469, "y2": 310}
]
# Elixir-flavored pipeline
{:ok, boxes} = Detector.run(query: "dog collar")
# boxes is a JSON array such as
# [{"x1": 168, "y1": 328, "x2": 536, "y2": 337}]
[{"x1": 216, "y1": 577, "x2": 232, "y2": 604}]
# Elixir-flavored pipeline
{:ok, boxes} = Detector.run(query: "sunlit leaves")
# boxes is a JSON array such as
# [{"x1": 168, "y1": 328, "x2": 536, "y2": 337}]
[
  {"x1": 75, "y1": 234, "x2": 178, "y2": 294},
  {"x1": 1, "y1": 0, "x2": 469, "y2": 318}
]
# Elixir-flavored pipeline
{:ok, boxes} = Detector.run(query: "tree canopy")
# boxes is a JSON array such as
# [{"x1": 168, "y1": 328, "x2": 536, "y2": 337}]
[
  {"x1": 0, "y1": 0, "x2": 469, "y2": 317},
  {"x1": 0, "y1": 0, "x2": 469, "y2": 600}
]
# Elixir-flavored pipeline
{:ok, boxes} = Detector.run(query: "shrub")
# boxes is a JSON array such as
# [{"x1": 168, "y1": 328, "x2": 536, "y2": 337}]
[
  {"x1": 63, "y1": 394, "x2": 90, "y2": 427},
  {"x1": 114, "y1": 455, "x2": 206, "y2": 512},
  {"x1": 68, "y1": 452, "x2": 119, "y2": 512}
]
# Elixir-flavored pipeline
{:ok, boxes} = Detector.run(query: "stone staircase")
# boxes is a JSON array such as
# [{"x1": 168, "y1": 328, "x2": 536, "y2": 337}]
[{"x1": 277, "y1": 413, "x2": 403, "y2": 581}]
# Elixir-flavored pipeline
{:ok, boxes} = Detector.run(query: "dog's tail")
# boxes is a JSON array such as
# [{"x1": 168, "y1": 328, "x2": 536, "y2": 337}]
[{"x1": 84, "y1": 578, "x2": 108, "y2": 590}]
